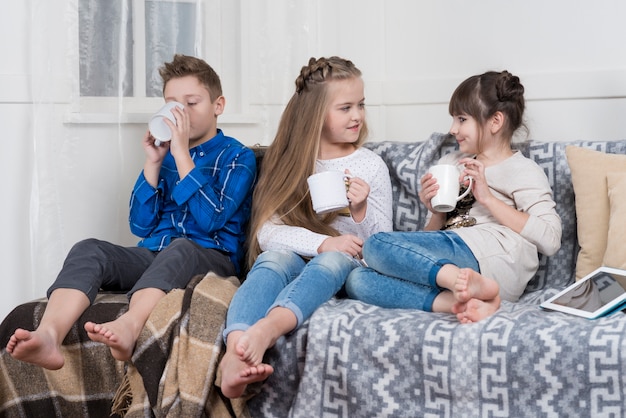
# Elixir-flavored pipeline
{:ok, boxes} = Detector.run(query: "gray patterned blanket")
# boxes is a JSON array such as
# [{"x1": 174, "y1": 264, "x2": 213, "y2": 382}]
[
  {"x1": 251, "y1": 297, "x2": 626, "y2": 417},
  {"x1": 247, "y1": 134, "x2": 626, "y2": 417}
]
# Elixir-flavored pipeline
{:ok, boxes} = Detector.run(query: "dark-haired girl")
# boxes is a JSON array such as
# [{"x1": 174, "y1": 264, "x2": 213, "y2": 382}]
[{"x1": 346, "y1": 70, "x2": 562, "y2": 323}]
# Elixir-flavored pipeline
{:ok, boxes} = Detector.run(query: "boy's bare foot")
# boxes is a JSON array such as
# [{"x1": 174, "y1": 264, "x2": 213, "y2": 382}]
[
  {"x1": 219, "y1": 350, "x2": 274, "y2": 399},
  {"x1": 452, "y1": 295, "x2": 501, "y2": 323},
  {"x1": 85, "y1": 317, "x2": 139, "y2": 361},
  {"x1": 6, "y1": 328, "x2": 65, "y2": 370},
  {"x1": 453, "y1": 268, "x2": 500, "y2": 304}
]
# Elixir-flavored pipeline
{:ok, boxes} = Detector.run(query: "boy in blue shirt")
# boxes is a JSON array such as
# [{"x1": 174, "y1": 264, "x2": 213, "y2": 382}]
[{"x1": 6, "y1": 54, "x2": 256, "y2": 369}]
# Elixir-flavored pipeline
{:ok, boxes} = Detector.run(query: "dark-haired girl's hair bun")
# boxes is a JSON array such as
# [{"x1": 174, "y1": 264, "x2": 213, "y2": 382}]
[{"x1": 496, "y1": 70, "x2": 524, "y2": 102}]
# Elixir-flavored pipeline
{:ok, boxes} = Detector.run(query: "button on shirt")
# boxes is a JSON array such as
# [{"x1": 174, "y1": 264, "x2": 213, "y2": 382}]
[{"x1": 129, "y1": 130, "x2": 256, "y2": 272}]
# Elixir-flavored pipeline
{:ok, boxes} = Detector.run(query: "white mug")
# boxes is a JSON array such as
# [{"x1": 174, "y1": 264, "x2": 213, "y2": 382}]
[
  {"x1": 149, "y1": 101, "x2": 184, "y2": 146},
  {"x1": 428, "y1": 164, "x2": 473, "y2": 212},
  {"x1": 307, "y1": 171, "x2": 353, "y2": 214}
]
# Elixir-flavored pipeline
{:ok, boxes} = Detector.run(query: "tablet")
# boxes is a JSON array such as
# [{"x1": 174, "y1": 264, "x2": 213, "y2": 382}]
[{"x1": 540, "y1": 266, "x2": 626, "y2": 319}]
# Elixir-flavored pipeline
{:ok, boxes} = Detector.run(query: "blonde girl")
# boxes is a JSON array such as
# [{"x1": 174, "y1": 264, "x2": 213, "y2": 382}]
[{"x1": 219, "y1": 56, "x2": 393, "y2": 398}]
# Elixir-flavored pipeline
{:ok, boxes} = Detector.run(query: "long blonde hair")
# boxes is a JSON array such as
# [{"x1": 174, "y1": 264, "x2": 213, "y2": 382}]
[{"x1": 247, "y1": 56, "x2": 368, "y2": 268}]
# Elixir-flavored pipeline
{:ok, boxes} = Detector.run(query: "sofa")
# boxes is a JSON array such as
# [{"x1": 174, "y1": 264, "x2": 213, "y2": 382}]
[{"x1": 2, "y1": 133, "x2": 626, "y2": 417}]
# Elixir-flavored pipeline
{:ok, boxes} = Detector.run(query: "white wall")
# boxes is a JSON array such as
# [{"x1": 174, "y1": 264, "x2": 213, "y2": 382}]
[
  {"x1": 238, "y1": 0, "x2": 626, "y2": 143},
  {"x1": 1, "y1": 0, "x2": 625, "y2": 319}
]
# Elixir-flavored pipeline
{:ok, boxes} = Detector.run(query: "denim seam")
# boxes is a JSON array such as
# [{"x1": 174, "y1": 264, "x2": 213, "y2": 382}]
[{"x1": 428, "y1": 258, "x2": 455, "y2": 289}]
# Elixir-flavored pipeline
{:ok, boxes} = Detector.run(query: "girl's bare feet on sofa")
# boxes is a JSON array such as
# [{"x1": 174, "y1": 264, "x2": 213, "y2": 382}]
[
  {"x1": 451, "y1": 268, "x2": 501, "y2": 323},
  {"x1": 6, "y1": 328, "x2": 65, "y2": 370},
  {"x1": 235, "y1": 306, "x2": 297, "y2": 365},
  {"x1": 236, "y1": 319, "x2": 280, "y2": 365},
  {"x1": 453, "y1": 268, "x2": 500, "y2": 304},
  {"x1": 453, "y1": 296, "x2": 501, "y2": 323},
  {"x1": 220, "y1": 307, "x2": 296, "y2": 398},
  {"x1": 219, "y1": 349, "x2": 274, "y2": 398}
]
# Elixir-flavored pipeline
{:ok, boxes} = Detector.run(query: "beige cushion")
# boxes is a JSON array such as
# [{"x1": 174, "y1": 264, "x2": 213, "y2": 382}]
[
  {"x1": 603, "y1": 172, "x2": 626, "y2": 270},
  {"x1": 565, "y1": 146, "x2": 626, "y2": 279}
]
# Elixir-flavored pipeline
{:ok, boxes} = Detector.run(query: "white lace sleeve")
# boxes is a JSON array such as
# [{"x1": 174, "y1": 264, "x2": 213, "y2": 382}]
[{"x1": 257, "y1": 217, "x2": 329, "y2": 257}]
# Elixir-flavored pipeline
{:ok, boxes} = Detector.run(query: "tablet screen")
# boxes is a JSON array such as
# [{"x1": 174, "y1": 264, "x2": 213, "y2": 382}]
[
  {"x1": 552, "y1": 271, "x2": 626, "y2": 312},
  {"x1": 541, "y1": 267, "x2": 626, "y2": 318}
]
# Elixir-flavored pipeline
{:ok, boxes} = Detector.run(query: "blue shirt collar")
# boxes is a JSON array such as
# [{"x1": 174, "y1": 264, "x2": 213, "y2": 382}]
[{"x1": 192, "y1": 129, "x2": 226, "y2": 156}]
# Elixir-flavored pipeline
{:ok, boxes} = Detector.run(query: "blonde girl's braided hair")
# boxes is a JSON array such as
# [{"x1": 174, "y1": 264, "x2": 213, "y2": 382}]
[{"x1": 246, "y1": 56, "x2": 368, "y2": 268}]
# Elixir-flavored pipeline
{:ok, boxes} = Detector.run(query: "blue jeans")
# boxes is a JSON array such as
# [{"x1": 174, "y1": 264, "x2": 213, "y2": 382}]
[
  {"x1": 345, "y1": 231, "x2": 479, "y2": 311},
  {"x1": 224, "y1": 250, "x2": 361, "y2": 339}
]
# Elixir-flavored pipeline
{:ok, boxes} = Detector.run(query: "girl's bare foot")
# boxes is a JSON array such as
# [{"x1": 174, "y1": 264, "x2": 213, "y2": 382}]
[
  {"x1": 236, "y1": 319, "x2": 280, "y2": 365},
  {"x1": 220, "y1": 307, "x2": 295, "y2": 398},
  {"x1": 454, "y1": 268, "x2": 500, "y2": 304},
  {"x1": 84, "y1": 316, "x2": 139, "y2": 361},
  {"x1": 452, "y1": 295, "x2": 501, "y2": 323},
  {"x1": 6, "y1": 328, "x2": 65, "y2": 370},
  {"x1": 219, "y1": 350, "x2": 274, "y2": 399}
]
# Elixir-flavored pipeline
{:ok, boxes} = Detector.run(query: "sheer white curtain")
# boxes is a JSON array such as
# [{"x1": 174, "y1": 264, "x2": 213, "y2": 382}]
[
  {"x1": 78, "y1": 0, "x2": 202, "y2": 98},
  {"x1": 2, "y1": 0, "x2": 205, "y2": 319}
]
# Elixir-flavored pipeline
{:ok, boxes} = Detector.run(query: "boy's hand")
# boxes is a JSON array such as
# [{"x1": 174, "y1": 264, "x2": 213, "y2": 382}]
[
  {"x1": 165, "y1": 105, "x2": 191, "y2": 157},
  {"x1": 143, "y1": 130, "x2": 169, "y2": 162},
  {"x1": 142, "y1": 130, "x2": 168, "y2": 188},
  {"x1": 163, "y1": 105, "x2": 194, "y2": 179},
  {"x1": 318, "y1": 234, "x2": 363, "y2": 258}
]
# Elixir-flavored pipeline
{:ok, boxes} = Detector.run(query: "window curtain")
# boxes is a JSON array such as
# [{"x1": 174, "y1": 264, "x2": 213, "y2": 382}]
[
  {"x1": 3, "y1": 0, "x2": 205, "y2": 319},
  {"x1": 78, "y1": 0, "x2": 200, "y2": 98}
]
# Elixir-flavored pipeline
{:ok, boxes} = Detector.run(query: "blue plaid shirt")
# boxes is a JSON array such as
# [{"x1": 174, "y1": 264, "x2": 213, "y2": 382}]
[{"x1": 129, "y1": 130, "x2": 256, "y2": 273}]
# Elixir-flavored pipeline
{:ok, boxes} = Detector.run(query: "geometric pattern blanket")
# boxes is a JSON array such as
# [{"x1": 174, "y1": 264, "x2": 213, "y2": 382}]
[
  {"x1": 247, "y1": 134, "x2": 626, "y2": 417},
  {"x1": 249, "y1": 296, "x2": 626, "y2": 417}
]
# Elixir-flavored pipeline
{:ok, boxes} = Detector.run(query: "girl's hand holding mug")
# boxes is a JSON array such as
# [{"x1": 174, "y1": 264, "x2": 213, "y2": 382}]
[
  {"x1": 419, "y1": 171, "x2": 440, "y2": 212},
  {"x1": 307, "y1": 171, "x2": 353, "y2": 214},
  {"x1": 458, "y1": 158, "x2": 491, "y2": 204},
  {"x1": 427, "y1": 164, "x2": 473, "y2": 212},
  {"x1": 345, "y1": 169, "x2": 369, "y2": 222}
]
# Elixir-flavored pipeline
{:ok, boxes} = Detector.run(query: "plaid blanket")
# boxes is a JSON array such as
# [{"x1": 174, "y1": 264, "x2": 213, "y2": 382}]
[
  {"x1": 114, "y1": 272, "x2": 250, "y2": 418},
  {"x1": 0, "y1": 293, "x2": 128, "y2": 417},
  {"x1": 1, "y1": 272, "x2": 249, "y2": 418}
]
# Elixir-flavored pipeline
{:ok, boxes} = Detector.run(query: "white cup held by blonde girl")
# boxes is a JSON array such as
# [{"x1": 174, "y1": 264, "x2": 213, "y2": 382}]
[{"x1": 307, "y1": 171, "x2": 353, "y2": 214}]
